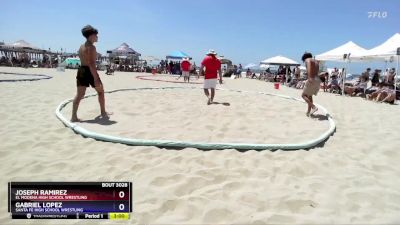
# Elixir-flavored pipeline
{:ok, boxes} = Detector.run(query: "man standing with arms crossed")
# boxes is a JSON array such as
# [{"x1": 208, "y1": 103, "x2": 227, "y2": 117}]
[
  {"x1": 71, "y1": 25, "x2": 111, "y2": 122},
  {"x1": 200, "y1": 50, "x2": 222, "y2": 105},
  {"x1": 301, "y1": 52, "x2": 321, "y2": 117}
]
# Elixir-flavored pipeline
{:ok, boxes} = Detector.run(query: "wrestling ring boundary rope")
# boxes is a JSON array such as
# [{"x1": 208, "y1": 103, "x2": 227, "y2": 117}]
[
  {"x1": 136, "y1": 75, "x2": 203, "y2": 84},
  {"x1": 55, "y1": 87, "x2": 336, "y2": 151},
  {"x1": 0, "y1": 72, "x2": 52, "y2": 82}
]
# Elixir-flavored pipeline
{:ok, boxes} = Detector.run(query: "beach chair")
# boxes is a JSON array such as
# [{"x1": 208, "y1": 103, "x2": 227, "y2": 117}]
[
  {"x1": 330, "y1": 85, "x2": 342, "y2": 94},
  {"x1": 105, "y1": 65, "x2": 115, "y2": 75}
]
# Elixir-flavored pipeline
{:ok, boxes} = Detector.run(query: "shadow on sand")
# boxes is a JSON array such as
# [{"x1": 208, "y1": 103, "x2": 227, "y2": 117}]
[
  {"x1": 80, "y1": 115, "x2": 117, "y2": 126},
  {"x1": 310, "y1": 114, "x2": 329, "y2": 121},
  {"x1": 211, "y1": 102, "x2": 231, "y2": 106}
]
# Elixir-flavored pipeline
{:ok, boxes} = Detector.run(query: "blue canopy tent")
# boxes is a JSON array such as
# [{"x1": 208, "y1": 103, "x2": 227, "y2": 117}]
[
  {"x1": 60, "y1": 57, "x2": 80, "y2": 69},
  {"x1": 166, "y1": 51, "x2": 192, "y2": 60}
]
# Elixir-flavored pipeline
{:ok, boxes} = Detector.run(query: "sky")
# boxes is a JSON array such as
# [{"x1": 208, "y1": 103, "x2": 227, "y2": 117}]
[{"x1": 1, "y1": 0, "x2": 399, "y2": 72}]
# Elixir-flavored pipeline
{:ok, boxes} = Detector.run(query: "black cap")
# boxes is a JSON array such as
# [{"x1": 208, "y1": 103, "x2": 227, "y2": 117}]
[{"x1": 81, "y1": 25, "x2": 98, "y2": 38}]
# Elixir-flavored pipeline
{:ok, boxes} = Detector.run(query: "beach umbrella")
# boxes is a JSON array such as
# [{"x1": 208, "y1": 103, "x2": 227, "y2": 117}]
[
  {"x1": 142, "y1": 55, "x2": 161, "y2": 62},
  {"x1": 244, "y1": 63, "x2": 258, "y2": 69}
]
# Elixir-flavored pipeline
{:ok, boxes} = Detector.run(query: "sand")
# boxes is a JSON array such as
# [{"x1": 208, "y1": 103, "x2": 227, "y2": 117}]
[{"x1": 1, "y1": 67, "x2": 400, "y2": 224}]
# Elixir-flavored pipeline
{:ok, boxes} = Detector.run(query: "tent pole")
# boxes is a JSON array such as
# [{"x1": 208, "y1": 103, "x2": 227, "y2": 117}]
[
  {"x1": 384, "y1": 60, "x2": 388, "y2": 76},
  {"x1": 342, "y1": 59, "x2": 346, "y2": 96},
  {"x1": 342, "y1": 53, "x2": 351, "y2": 96},
  {"x1": 286, "y1": 67, "x2": 288, "y2": 84},
  {"x1": 396, "y1": 55, "x2": 399, "y2": 97},
  {"x1": 343, "y1": 59, "x2": 349, "y2": 96}
]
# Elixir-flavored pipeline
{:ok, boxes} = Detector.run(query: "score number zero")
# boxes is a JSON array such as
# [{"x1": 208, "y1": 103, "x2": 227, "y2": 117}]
[
  {"x1": 117, "y1": 191, "x2": 125, "y2": 211},
  {"x1": 101, "y1": 183, "x2": 128, "y2": 211}
]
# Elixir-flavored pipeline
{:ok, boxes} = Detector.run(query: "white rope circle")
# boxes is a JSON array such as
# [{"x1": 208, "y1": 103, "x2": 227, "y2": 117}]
[
  {"x1": 55, "y1": 87, "x2": 336, "y2": 151},
  {"x1": 0, "y1": 72, "x2": 52, "y2": 82}
]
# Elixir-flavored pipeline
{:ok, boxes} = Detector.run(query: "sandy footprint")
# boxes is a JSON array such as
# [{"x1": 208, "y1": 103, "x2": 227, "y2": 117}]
[
  {"x1": 203, "y1": 207, "x2": 234, "y2": 223},
  {"x1": 149, "y1": 174, "x2": 185, "y2": 187}
]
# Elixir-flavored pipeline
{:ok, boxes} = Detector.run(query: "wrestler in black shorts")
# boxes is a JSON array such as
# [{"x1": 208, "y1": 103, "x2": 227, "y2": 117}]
[{"x1": 76, "y1": 66, "x2": 102, "y2": 87}]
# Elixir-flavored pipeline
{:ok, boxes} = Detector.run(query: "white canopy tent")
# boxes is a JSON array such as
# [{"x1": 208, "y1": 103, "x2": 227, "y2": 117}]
[
  {"x1": 260, "y1": 56, "x2": 300, "y2": 77},
  {"x1": 316, "y1": 41, "x2": 367, "y2": 62},
  {"x1": 355, "y1": 33, "x2": 400, "y2": 95},
  {"x1": 260, "y1": 55, "x2": 300, "y2": 66},
  {"x1": 316, "y1": 41, "x2": 369, "y2": 95},
  {"x1": 314, "y1": 33, "x2": 400, "y2": 97},
  {"x1": 354, "y1": 33, "x2": 400, "y2": 60}
]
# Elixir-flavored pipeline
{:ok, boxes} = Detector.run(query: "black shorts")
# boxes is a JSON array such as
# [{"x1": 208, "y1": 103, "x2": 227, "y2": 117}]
[{"x1": 76, "y1": 66, "x2": 101, "y2": 87}]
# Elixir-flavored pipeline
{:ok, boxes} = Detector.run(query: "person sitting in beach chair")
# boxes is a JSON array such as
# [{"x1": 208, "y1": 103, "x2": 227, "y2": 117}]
[
  {"x1": 280, "y1": 74, "x2": 286, "y2": 84},
  {"x1": 366, "y1": 83, "x2": 396, "y2": 104},
  {"x1": 105, "y1": 65, "x2": 114, "y2": 75},
  {"x1": 288, "y1": 75, "x2": 297, "y2": 87},
  {"x1": 264, "y1": 69, "x2": 275, "y2": 82},
  {"x1": 344, "y1": 72, "x2": 369, "y2": 96},
  {"x1": 379, "y1": 89, "x2": 396, "y2": 103},
  {"x1": 295, "y1": 79, "x2": 306, "y2": 89},
  {"x1": 258, "y1": 71, "x2": 267, "y2": 81},
  {"x1": 366, "y1": 82, "x2": 384, "y2": 101},
  {"x1": 246, "y1": 68, "x2": 252, "y2": 78},
  {"x1": 319, "y1": 72, "x2": 328, "y2": 92},
  {"x1": 384, "y1": 68, "x2": 396, "y2": 88},
  {"x1": 371, "y1": 69, "x2": 380, "y2": 87},
  {"x1": 328, "y1": 75, "x2": 341, "y2": 94}
]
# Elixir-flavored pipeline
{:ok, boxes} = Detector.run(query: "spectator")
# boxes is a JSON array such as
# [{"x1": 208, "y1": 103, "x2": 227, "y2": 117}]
[{"x1": 371, "y1": 69, "x2": 381, "y2": 86}]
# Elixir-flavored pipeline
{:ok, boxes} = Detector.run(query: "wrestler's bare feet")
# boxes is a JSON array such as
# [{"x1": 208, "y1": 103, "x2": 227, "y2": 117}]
[
  {"x1": 310, "y1": 106, "x2": 318, "y2": 115},
  {"x1": 207, "y1": 98, "x2": 211, "y2": 105},
  {"x1": 100, "y1": 111, "x2": 113, "y2": 118},
  {"x1": 71, "y1": 117, "x2": 81, "y2": 122}
]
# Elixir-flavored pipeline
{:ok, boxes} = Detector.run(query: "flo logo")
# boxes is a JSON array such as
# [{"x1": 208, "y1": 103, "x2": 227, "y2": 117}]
[
  {"x1": 26, "y1": 213, "x2": 31, "y2": 219},
  {"x1": 368, "y1": 11, "x2": 388, "y2": 18}
]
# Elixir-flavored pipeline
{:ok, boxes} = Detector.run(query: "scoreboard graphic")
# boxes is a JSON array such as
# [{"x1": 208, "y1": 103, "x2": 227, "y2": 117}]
[{"x1": 8, "y1": 182, "x2": 132, "y2": 220}]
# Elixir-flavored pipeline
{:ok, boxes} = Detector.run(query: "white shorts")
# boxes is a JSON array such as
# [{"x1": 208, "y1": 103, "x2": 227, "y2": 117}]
[
  {"x1": 303, "y1": 78, "x2": 321, "y2": 96},
  {"x1": 182, "y1": 71, "x2": 190, "y2": 77},
  {"x1": 204, "y1": 79, "x2": 217, "y2": 89}
]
